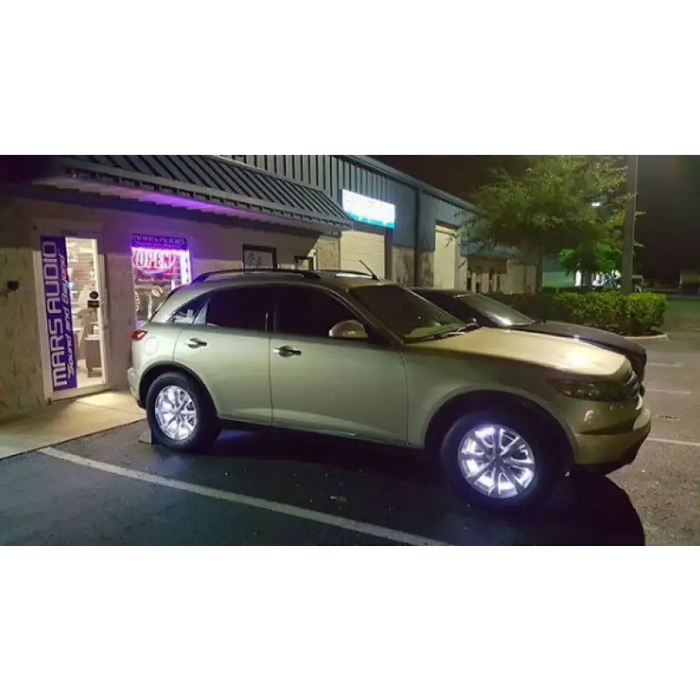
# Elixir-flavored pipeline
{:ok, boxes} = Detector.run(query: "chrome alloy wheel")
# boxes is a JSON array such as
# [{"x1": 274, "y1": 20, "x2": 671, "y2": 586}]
[
  {"x1": 458, "y1": 424, "x2": 536, "y2": 499},
  {"x1": 154, "y1": 385, "x2": 198, "y2": 442}
]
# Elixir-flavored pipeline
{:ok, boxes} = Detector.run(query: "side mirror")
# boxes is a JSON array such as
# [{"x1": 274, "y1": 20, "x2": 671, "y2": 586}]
[{"x1": 329, "y1": 319, "x2": 369, "y2": 340}]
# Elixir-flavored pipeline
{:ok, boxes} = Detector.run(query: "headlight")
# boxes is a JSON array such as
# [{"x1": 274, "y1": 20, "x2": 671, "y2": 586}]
[
  {"x1": 547, "y1": 378, "x2": 629, "y2": 402},
  {"x1": 629, "y1": 355, "x2": 646, "y2": 382}
]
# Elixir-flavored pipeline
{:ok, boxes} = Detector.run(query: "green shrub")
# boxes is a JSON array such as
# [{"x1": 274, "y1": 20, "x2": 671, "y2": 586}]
[
  {"x1": 624, "y1": 293, "x2": 667, "y2": 335},
  {"x1": 486, "y1": 290, "x2": 667, "y2": 335}
]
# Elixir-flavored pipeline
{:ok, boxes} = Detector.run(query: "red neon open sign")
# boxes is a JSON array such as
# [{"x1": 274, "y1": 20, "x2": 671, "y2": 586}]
[{"x1": 132, "y1": 247, "x2": 177, "y2": 273}]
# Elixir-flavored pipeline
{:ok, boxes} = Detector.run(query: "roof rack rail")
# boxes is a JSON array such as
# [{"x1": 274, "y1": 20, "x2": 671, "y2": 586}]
[
  {"x1": 315, "y1": 269, "x2": 378, "y2": 280},
  {"x1": 193, "y1": 268, "x2": 321, "y2": 283}
]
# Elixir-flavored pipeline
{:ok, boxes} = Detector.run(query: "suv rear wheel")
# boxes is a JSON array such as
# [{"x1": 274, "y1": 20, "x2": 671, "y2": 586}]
[
  {"x1": 146, "y1": 371, "x2": 220, "y2": 452},
  {"x1": 439, "y1": 408, "x2": 565, "y2": 512}
]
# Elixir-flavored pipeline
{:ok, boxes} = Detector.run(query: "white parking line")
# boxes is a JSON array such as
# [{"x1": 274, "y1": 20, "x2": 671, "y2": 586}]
[
  {"x1": 647, "y1": 362, "x2": 683, "y2": 368},
  {"x1": 649, "y1": 437, "x2": 700, "y2": 448},
  {"x1": 645, "y1": 388, "x2": 691, "y2": 395},
  {"x1": 38, "y1": 447, "x2": 450, "y2": 546}
]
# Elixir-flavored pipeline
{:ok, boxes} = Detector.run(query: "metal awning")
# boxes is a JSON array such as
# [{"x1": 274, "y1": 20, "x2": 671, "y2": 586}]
[{"x1": 23, "y1": 155, "x2": 355, "y2": 231}]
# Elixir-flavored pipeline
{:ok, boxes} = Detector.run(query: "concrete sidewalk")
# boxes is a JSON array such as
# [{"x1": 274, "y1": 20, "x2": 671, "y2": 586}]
[{"x1": 0, "y1": 390, "x2": 145, "y2": 460}]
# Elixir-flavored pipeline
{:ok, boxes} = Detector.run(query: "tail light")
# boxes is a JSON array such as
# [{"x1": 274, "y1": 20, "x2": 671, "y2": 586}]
[{"x1": 131, "y1": 329, "x2": 148, "y2": 341}]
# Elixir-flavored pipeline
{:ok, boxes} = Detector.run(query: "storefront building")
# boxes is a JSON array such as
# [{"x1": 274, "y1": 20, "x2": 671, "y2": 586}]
[
  {"x1": 0, "y1": 155, "x2": 525, "y2": 423},
  {"x1": 0, "y1": 155, "x2": 349, "y2": 421},
  {"x1": 223, "y1": 155, "x2": 474, "y2": 288},
  {"x1": 227, "y1": 156, "x2": 536, "y2": 293}
]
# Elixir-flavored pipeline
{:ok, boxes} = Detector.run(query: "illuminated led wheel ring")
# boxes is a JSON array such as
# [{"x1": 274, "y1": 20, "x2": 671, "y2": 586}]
[
  {"x1": 457, "y1": 424, "x2": 536, "y2": 499},
  {"x1": 154, "y1": 385, "x2": 198, "y2": 442}
]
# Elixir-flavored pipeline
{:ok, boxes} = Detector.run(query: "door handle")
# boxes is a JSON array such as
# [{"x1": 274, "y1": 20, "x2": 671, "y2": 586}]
[
  {"x1": 187, "y1": 337, "x2": 208, "y2": 349},
  {"x1": 274, "y1": 345, "x2": 302, "y2": 358}
]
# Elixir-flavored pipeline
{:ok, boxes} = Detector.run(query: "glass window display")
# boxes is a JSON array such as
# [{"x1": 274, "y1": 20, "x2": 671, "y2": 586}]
[{"x1": 131, "y1": 236, "x2": 191, "y2": 327}]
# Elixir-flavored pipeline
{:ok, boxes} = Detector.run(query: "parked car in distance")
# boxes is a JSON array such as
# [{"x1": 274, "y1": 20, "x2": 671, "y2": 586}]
[
  {"x1": 413, "y1": 288, "x2": 647, "y2": 385},
  {"x1": 128, "y1": 269, "x2": 651, "y2": 513}
]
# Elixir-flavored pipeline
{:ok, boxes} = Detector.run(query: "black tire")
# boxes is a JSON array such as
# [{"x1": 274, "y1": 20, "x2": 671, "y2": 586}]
[
  {"x1": 146, "y1": 371, "x2": 221, "y2": 452},
  {"x1": 439, "y1": 408, "x2": 567, "y2": 513}
]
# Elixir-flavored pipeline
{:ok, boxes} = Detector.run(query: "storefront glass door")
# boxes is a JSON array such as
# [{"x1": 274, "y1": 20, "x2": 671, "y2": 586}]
[{"x1": 37, "y1": 235, "x2": 109, "y2": 400}]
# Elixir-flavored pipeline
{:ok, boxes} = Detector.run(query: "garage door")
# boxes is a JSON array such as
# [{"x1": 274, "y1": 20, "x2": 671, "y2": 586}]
[
  {"x1": 340, "y1": 230, "x2": 386, "y2": 278},
  {"x1": 434, "y1": 226, "x2": 457, "y2": 289}
]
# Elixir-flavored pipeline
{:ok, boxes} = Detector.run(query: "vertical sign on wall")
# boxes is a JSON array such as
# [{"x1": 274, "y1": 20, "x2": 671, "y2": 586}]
[{"x1": 40, "y1": 236, "x2": 78, "y2": 392}]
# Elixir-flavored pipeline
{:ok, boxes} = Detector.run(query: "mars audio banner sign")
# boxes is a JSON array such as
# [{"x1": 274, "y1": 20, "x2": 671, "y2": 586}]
[{"x1": 40, "y1": 236, "x2": 78, "y2": 392}]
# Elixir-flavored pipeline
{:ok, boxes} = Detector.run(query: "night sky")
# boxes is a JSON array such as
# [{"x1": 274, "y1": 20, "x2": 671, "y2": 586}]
[{"x1": 372, "y1": 155, "x2": 700, "y2": 283}]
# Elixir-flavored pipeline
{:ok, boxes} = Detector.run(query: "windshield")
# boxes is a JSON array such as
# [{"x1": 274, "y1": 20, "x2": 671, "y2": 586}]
[
  {"x1": 457, "y1": 294, "x2": 534, "y2": 327},
  {"x1": 350, "y1": 285, "x2": 468, "y2": 342}
]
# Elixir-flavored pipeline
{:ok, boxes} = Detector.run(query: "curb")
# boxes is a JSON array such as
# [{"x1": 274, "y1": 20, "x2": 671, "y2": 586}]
[{"x1": 625, "y1": 332, "x2": 668, "y2": 341}]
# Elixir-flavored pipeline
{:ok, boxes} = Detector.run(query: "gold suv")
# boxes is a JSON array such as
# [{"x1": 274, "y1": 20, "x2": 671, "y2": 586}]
[{"x1": 128, "y1": 269, "x2": 651, "y2": 512}]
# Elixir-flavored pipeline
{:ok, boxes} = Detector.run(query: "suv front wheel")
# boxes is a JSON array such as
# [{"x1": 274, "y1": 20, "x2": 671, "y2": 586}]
[
  {"x1": 439, "y1": 409, "x2": 564, "y2": 512},
  {"x1": 146, "y1": 371, "x2": 221, "y2": 452}
]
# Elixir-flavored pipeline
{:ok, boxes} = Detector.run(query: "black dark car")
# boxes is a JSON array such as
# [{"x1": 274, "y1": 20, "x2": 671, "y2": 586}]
[{"x1": 413, "y1": 288, "x2": 647, "y2": 383}]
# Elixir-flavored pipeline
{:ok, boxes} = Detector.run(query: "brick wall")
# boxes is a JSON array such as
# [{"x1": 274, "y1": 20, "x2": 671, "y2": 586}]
[{"x1": 0, "y1": 247, "x2": 46, "y2": 421}]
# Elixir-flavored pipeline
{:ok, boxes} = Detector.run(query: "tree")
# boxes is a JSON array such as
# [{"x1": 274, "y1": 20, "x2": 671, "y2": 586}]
[
  {"x1": 464, "y1": 156, "x2": 635, "y2": 290},
  {"x1": 558, "y1": 237, "x2": 645, "y2": 286},
  {"x1": 558, "y1": 240, "x2": 621, "y2": 285}
]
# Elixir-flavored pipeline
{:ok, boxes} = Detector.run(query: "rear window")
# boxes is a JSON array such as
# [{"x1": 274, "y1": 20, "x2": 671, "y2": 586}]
[
  {"x1": 169, "y1": 295, "x2": 208, "y2": 324},
  {"x1": 148, "y1": 288, "x2": 207, "y2": 325},
  {"x1": 150, "y1": 285, "x2": 182, "y2": 318}
]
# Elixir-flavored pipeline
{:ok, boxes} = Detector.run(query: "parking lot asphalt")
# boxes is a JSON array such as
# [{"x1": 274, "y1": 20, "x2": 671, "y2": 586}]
[
  {"x1": 1, "y1": 332, "x2": 698, "y2": 546},
  {"x1": 603, "y1": 330, "x2": 700, "y2": 545}
]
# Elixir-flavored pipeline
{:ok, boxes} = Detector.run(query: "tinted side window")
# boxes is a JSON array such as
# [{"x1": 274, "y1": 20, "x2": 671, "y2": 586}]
[
  {"x1": 420, "y1": 293, "x2": 478, "y2": 323},
  {"x1": 434, "y1": 295, "x2": 477, "y2": 322},
  {"x1": 453, "y1": 298, "x2": 488, "y2": 324},
  {"x1": 275, "y1": 286, "x2": 358, "y2": 339},
  {"x1": 418, "y1": 291, "x2": 449, "y2": 308},
  {"x1": 205, "y1": 286, "x2": 272, "y2": 332}
]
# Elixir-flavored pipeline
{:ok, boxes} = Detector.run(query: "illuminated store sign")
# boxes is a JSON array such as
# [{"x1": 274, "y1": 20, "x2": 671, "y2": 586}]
[
  {"x1": 131, "y1": 234, "x2": 187, "y2": 250},
  {"x1": 130, "y1": 234, "x2": 192, "y2": 327},
  {"x1": 131, "y1": 247, "x2": 178, "y2": 274},
  {"x1": 129, "y1": 234, "x2": 191, "y2": 279},
  {"x1": 341, "y1": 190, "x2": 396, "y2": 229}
]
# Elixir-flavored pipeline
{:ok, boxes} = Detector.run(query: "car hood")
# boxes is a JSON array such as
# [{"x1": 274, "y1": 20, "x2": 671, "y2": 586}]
[
  {"x1": 411, "y1": 327, "x2": 628, "y2": 377},
  {"x1": 522, "y1": 321, "x2": 645, "y2": 357}
]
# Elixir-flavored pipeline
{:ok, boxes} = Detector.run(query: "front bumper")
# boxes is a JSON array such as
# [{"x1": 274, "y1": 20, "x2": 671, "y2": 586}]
[
  {"x1": 573, "y1": 407, "x2": 652, "y2": 474},
  {"x1": 127, "y1": 368, "x2": 143, "y2": 408}
]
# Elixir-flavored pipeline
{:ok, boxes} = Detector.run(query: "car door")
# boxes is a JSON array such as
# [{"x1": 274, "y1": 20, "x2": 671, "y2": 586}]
[
  {"x1": 172, "y1": 285, "x2": 274, "y2": 425},
  {"x1": 268, "y1": 284, "x2": 409, "y2": 444}
]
